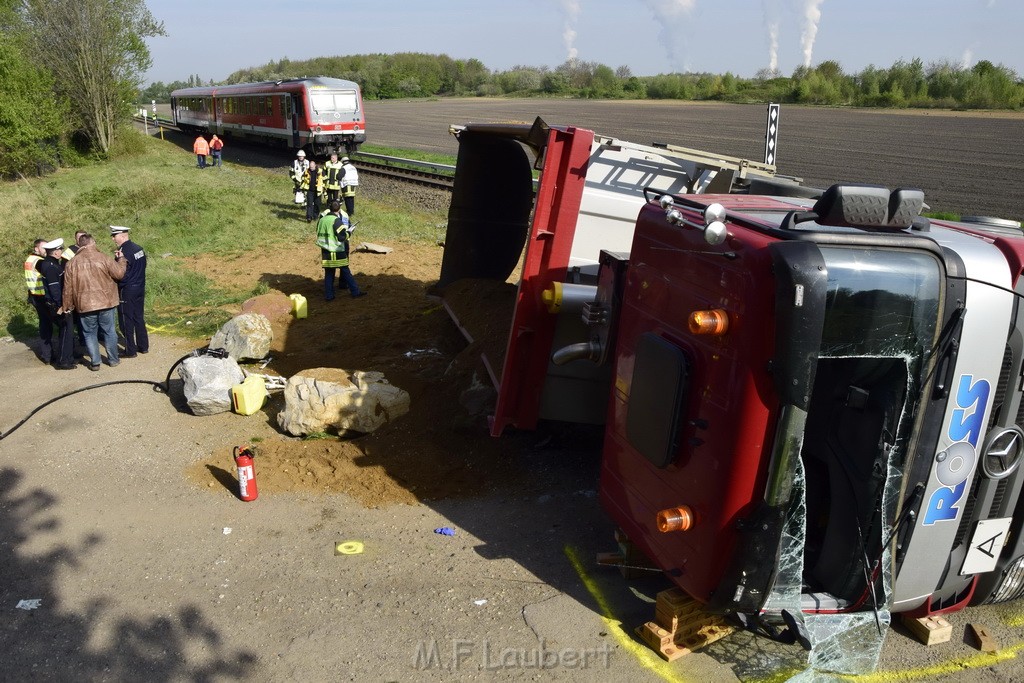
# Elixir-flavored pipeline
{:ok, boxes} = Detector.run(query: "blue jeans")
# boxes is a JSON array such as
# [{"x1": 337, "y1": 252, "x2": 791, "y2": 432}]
[
  {"x1": 212, "y1": 150, "x2": 222, "y2": 167},
  {"x1": 324, "y1": 267, "x2": 361, "y2": 300},
  {"x1": 197, "y1": 154, "x2": 206, "y2": 168},
  {"x1": 80, "y1": 307, "x2": 119, "y2": 365}
]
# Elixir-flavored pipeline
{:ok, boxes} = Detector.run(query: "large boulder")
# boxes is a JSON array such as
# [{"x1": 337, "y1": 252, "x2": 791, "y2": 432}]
[
  {"x1": 277, "y1": 368, "x2": 410, "y2": 436},
  {"x1": 179, "y1": 355, "x2": 245, "y2": 416},
  {"x1": 209, "y1": 313, "x2": 272, "y2": 360}
]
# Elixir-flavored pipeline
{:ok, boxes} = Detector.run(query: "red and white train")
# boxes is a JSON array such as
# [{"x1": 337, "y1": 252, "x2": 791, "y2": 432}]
[{"x1": 170, "y1": 77, "x2": 366, "y2": 155}]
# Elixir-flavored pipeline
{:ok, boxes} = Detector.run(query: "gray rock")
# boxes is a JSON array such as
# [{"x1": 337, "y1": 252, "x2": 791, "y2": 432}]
[
  {"x1": 209, "y1": 313, "x2": 272, "y2": 360},
  {"x1": 179, "y1": 355, "x2": 245, "y2": 416},
  {"x1": 277, "y1": 367, "x2": 410, "y2": 436}
]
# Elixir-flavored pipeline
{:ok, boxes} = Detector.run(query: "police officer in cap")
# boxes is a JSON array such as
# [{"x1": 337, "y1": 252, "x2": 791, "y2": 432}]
[
  {"x1": 36, "y1": 238, "x2": 76, "y2": 369},
  {"x1": 111, "y1": 225, "x2": 148, "y2": 357}
]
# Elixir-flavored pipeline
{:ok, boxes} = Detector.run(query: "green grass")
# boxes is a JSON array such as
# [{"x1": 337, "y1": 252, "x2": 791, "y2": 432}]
[
  {"x1": 1, "y1": 130, "x2": 445, "y2": 340},
  {"x1": 358, "y1": 143, "x2": 456, "y2": 167}
]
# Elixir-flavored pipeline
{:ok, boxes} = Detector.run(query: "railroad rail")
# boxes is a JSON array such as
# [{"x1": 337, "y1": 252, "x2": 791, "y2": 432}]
[
  {"x1": 131, "y1": 114, "x2": 456, "y2": 190},
  {"x1": 349, "y1": 152, "x2": 454, "y2": 190}
]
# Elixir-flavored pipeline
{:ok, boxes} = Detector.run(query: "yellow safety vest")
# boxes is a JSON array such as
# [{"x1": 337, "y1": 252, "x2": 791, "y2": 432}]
[{"x1": 24, "y1": 254, "x2": 44, "y2": 296}]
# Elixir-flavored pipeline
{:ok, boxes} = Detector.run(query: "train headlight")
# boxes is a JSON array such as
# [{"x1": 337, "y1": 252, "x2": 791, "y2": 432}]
[{"x1": 315, "y1": 126, "x2": 322, "y2": 133}]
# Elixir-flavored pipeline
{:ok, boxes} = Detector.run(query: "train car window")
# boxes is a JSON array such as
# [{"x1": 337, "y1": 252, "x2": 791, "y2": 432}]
[
  {"x1": 310, "y1": 91, "x2": 359, "y2": 114},
  {"x1": 266, "y1": 97, "x2": 273, "y2": 115},
  {"x1": 283, "y1": 97, "x2": 291, "y2": 117},
  {"x1": 294, "y1": 96, "x2": 305, "y2": 117}
]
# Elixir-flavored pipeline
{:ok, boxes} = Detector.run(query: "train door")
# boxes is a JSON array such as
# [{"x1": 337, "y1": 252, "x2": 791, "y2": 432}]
[
  {"x1": 214, "y1": 96, "x2": 223, "y2": 135},
  {"x1": 288, "y1": 95, "x2": 300, "y2": 148}
]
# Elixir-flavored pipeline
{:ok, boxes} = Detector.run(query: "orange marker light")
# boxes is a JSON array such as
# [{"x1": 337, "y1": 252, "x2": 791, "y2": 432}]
[
  {"x1": 689, "y1": 309, "x2": 729, "y2": 336},
  {"x1": 657, "y1": 506, "x2": 694, "y2": 533}
]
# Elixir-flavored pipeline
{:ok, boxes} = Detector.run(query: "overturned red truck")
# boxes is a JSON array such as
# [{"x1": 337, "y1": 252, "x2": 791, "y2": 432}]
[{"x1": 436, "y1": 116, "x2": 1024, "y2": 635}]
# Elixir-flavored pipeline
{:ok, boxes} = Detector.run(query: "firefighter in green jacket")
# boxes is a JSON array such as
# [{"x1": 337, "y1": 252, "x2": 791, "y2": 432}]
[
  {"x1": 323, "y1": 153, "x2": 344, "y2": 205},
  {"x1": 315, "y1": 201, "x2": 366, "y2": 301}
]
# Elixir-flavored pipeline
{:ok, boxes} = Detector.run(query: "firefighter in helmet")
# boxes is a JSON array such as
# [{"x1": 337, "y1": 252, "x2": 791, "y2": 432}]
[
  {"x1": 291, "y1": 149, "x2": 309, "y2": 203},
  {"x1": 323, "y1": 152, "x2": 344, "y2": 205},
  {"x1": 340, "y1": 156, "x2": 359, "y2": 217}
]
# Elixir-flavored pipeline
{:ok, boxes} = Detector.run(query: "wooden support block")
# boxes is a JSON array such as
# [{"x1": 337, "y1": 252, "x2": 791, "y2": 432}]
[
  {"x1": 967, "y1": 623, "x2": 999, "y2": 652},
  {"x1": 635, "y1": 590, "x2": 734, "y2": 661},
  {"x1": 901, "y1": 614, "x2": 952, "y2": 646},
  {"x1": 596, "y1": 552, "x2": 625, "y2": 567}
]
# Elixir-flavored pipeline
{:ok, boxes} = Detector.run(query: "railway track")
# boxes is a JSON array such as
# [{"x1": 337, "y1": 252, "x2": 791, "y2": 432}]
[{"x1": 132, "y1": 114, "x2": 455, "y2": 191}]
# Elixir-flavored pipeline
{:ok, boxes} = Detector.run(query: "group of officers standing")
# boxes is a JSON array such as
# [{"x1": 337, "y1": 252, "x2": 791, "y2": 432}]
[
  {"x1": 24, "y1": 226, "x2": 147, "y2": 371},
  {"x1": 291, "y1": 151, "x2": 359, "y2": 222}
]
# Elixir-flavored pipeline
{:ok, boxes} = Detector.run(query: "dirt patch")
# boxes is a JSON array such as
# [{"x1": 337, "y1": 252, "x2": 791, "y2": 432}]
[
  {"x1": 183, "y1": 434, "x2": 517, "y2": 507},
  {"x1": 181, "y1": 239, "x2": 534, "y2": 505}
]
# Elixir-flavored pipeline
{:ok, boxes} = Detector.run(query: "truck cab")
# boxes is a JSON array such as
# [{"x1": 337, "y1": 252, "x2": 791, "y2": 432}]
[{"x1": 435, "y1": 119, "x2": 1023, "y2": 630}]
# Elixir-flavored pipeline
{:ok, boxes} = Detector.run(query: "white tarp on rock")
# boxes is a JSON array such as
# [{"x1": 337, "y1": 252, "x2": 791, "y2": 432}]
[{"x1": 277, "y1": 367, "x2": 410, "y2": 436}]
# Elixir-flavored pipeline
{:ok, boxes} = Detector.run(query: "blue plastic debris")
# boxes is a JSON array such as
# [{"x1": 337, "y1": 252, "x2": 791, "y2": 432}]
[{"x1": 434, "y1": 527, "x2": 456, "y2": 536}]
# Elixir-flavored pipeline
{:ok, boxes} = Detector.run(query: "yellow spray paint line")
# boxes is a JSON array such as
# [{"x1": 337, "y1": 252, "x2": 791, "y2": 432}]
[
  {"x1": 563, "y1": 544, "x2": 691, "y2": 683},
  {"x1": 835, "y1": 641, "x2": 1024, "y2": 682},
  {"x1": 566, "y1": 542, "x2": 1024, "y2": 683}
]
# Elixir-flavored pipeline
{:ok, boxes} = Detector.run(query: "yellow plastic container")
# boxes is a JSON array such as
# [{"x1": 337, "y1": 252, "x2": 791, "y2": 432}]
[
  {"x1": 289, "y1": 293, "x2": 308, "y2": 319},
  {"x1": 232, "y1": 375, "x2": 268, "y2": 415}
]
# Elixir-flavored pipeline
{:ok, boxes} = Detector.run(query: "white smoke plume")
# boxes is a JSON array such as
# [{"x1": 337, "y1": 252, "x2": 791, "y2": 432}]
[
  {"x1": 557, "y1": 0, "x2": 582, "y2": 61},
  {"x1": 767, "y1": 22, "x2": 780, "y2": 73},
  {"x1": 642, "y1": 0, "x2": 698, "y2": 70},
  {"x1": 961, "y1": 49, "x2": 974, "y2": 69},
  {"x1": 800, "y1": 0, "x2": 825, "y2": 68},
  {"x1": 762, "y1": 0, "x2": 781, "y2": 74}
]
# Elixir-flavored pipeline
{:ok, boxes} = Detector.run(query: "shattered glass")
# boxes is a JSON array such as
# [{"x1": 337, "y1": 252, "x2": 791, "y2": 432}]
[{"x1": 759, "y1": 354, "x2": 912, "y2": 681}]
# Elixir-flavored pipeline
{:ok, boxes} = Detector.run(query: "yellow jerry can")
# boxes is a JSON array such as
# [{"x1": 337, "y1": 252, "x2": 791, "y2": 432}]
[
  {"x1": 232, "y1": 375, "x2": 268, "y2": 415},
  {"x1": 289, "y1": 293, "x2": 308, "y2": 319}
]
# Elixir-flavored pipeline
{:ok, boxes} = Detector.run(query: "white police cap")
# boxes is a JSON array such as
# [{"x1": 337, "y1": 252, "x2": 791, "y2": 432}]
[
  {"x1": 110, "y1": 225, "x2": 131, "y2": 235},
  {"x1": 41, "y1": 238, "x2": 64, "y2": 250}
]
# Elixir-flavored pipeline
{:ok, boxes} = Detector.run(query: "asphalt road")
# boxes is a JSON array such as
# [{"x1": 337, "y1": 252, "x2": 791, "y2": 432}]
[{"x1": 364, "y1": 98, "x2": 1024, "y2": 221}]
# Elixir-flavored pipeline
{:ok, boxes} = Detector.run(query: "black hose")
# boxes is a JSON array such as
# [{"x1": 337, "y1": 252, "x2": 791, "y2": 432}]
[{"x1": 0, "y1": 347, "x2": 230, "y2": 442}]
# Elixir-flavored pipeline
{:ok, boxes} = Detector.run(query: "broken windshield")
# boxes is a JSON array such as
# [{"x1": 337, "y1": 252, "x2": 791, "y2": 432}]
[{"x1": 818, "y1": 248, "x2": 941, "y2": 359}]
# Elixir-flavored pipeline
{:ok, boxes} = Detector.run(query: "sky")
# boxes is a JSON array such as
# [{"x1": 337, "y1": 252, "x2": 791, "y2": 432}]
[{"x1": 144, "y1": 0, "x2": 1024, "y2": 85}]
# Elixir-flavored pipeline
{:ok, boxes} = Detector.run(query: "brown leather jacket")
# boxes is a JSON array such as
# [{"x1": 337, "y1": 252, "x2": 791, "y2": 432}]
[{"x1": 63, "y1": 244, "x2": 126, "y2": 313}]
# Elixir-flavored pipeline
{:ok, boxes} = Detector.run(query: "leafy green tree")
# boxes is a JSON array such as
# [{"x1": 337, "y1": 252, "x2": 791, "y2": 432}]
[
  {"x1": 20, "y1": 0, "x2": 165, "y2": 153},
  {"x1": 0, "y1": 35, "x2": 70, "y2": 176}
]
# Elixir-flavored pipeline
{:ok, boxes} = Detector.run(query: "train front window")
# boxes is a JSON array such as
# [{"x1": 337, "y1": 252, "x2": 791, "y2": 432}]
[{"x1": 309, "y1": 91, "x2": 359, "y2": 116}]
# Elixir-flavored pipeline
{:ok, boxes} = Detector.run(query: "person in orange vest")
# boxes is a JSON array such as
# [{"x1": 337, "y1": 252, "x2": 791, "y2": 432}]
[
  {"x1": 209, "y1": 135, "x2": 224, "y2": 167},
  {"x1": 193, "y1": 135, "x2": 210, "y2": 169}
]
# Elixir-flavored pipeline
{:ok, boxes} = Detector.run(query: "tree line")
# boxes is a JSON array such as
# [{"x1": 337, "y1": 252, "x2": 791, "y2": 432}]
[
  {"x1": 140, "y1": 53, "x2": 1024, "y2": 111},
  {"x1": 0, "y1": 0, "x2": 163, "y2": 178}
]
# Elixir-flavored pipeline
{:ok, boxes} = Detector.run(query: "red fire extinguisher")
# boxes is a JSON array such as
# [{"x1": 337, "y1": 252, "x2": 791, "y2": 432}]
[{"x1": 233, "y1": 446, "x2": 258, "y2": 502}]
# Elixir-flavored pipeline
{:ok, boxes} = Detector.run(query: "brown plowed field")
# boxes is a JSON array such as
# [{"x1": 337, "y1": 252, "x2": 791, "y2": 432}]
[{"x1": 365, "y1": 98, "x2": 1024, "y2": 220}]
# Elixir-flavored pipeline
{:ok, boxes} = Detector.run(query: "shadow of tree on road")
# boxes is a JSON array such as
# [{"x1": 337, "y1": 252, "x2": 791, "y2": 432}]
[{"x1": 0, "y1": 468, "x2": 257, "y2": 680}]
